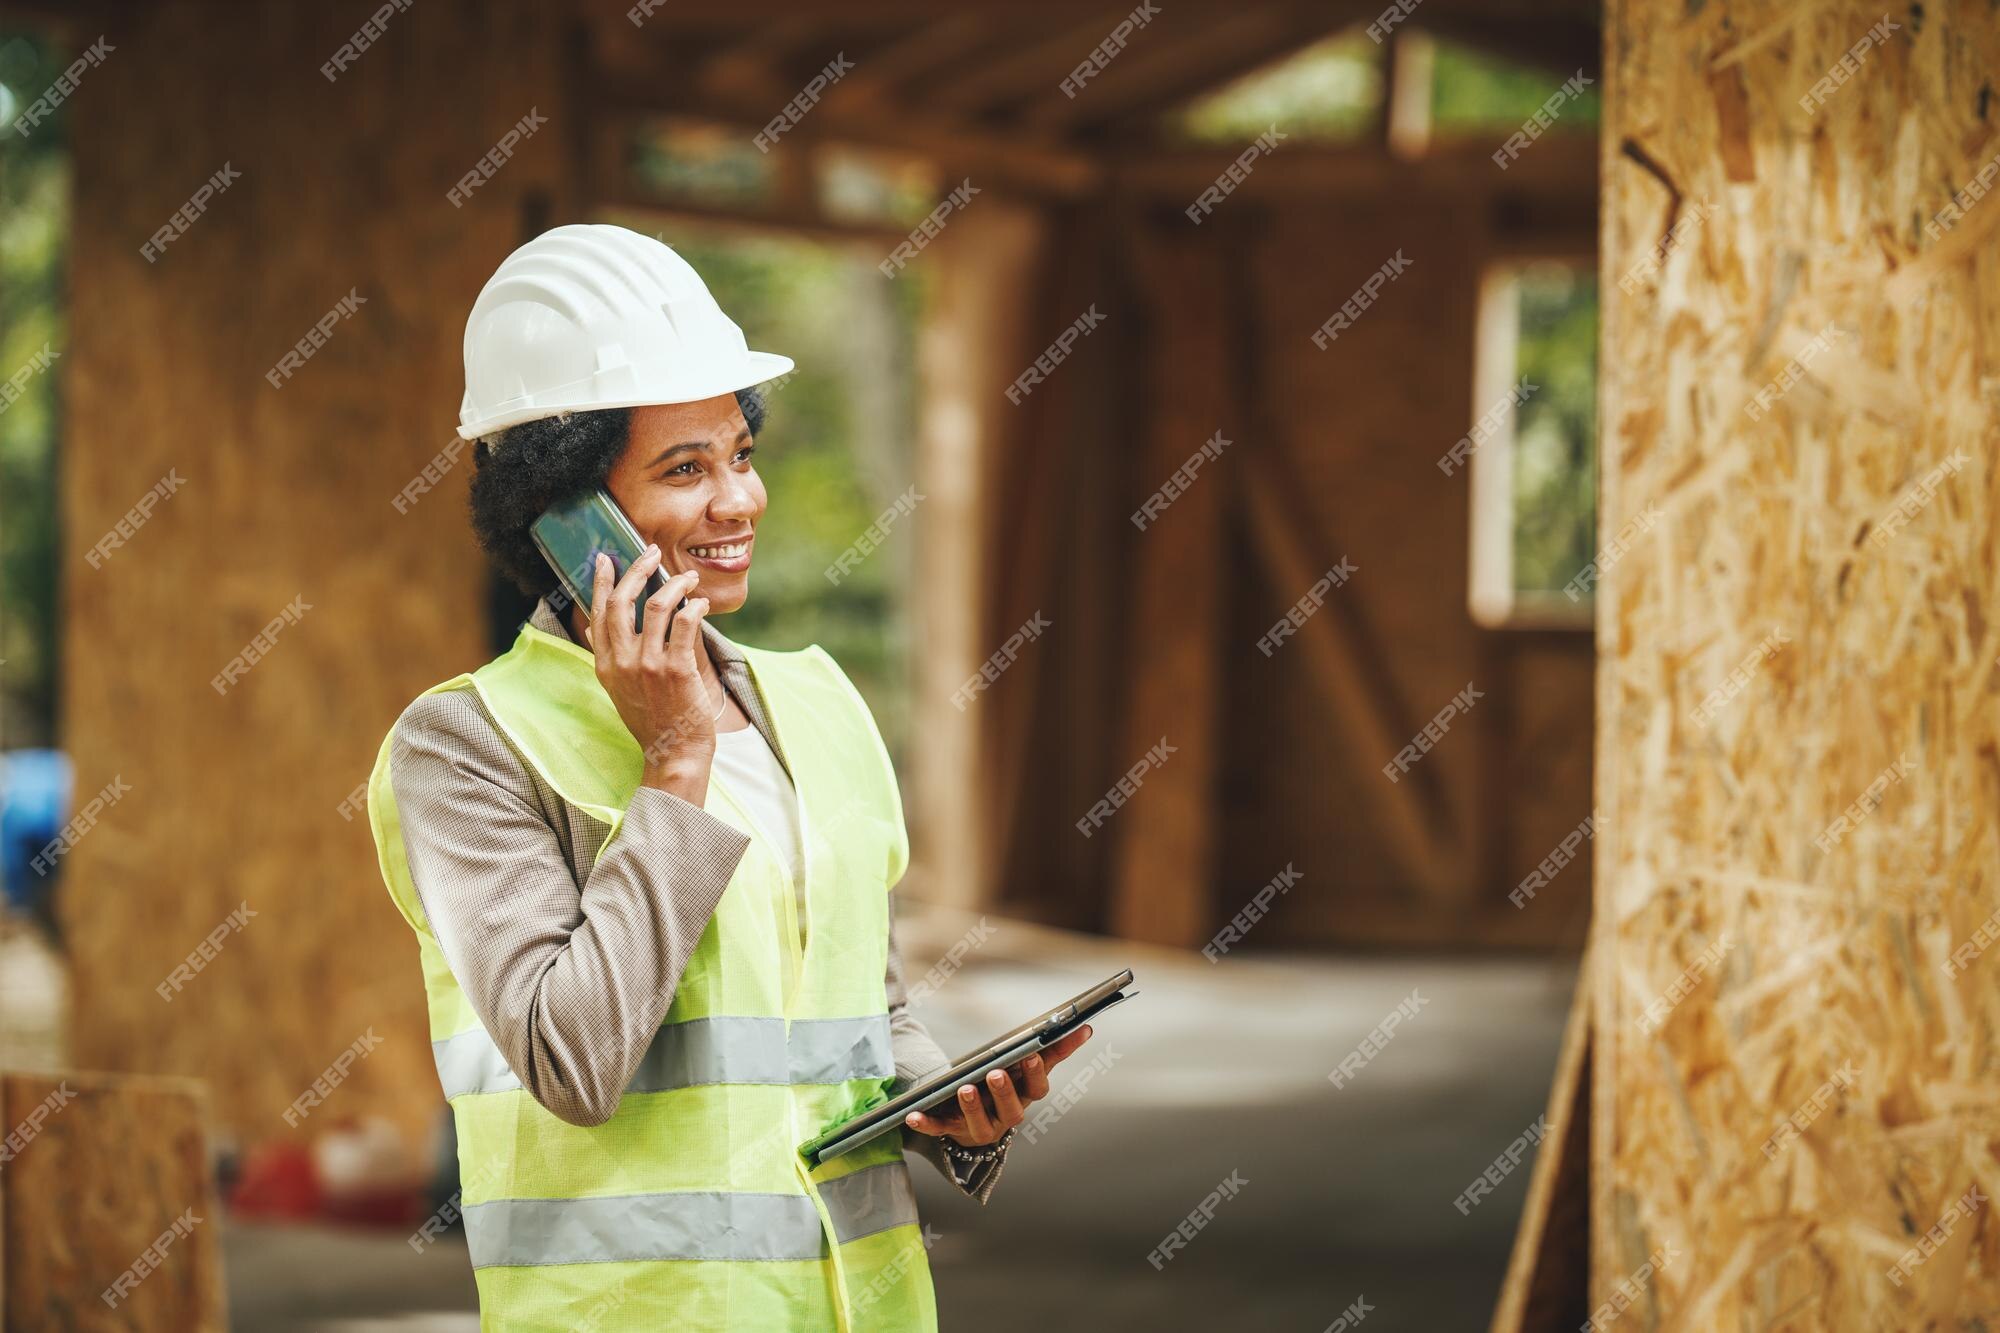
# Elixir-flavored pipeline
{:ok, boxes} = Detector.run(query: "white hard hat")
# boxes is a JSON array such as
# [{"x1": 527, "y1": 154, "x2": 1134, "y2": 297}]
[{"x1": 457, "y1": 223, "x2": 795, "y2": 441}]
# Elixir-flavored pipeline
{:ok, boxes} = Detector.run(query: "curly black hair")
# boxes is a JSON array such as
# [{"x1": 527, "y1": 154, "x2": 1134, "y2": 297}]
[{"x1": 468, "y1": 387, "x2": 767, "y2": 598}]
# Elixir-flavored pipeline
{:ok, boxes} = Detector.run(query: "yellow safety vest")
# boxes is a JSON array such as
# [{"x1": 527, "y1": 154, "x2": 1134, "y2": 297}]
[{"x1": 366, "y1": 617, "x2": 937, "y2": 1332}]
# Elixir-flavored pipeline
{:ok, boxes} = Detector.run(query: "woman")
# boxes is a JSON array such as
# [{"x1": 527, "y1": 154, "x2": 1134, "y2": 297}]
[{"x1": 365, "y1": 224, "x2": 1092, "y2": 1331}]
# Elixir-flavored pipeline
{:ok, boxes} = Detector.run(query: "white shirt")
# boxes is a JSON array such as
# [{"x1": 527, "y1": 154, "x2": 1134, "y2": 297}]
[{"x1": 709, "y1": 722, "x2": 806, "y2": 944}]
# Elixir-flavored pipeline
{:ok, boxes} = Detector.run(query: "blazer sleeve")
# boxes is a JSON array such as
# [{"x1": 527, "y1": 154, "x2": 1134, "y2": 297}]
[
  {"x1": 887, "y1": 907, "x2": 1012, "y2": 1204},
  {"x1": 387, "y1": 686, "x2": 750, "y2": 1128}
]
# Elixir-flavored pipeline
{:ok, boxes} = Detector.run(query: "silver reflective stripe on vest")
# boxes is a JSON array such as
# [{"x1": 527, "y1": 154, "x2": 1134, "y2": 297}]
[
  {"x1": 463, "y1": 1160, "x2": 920, "y2": 1268},
  {"x1": 432, "y1": 1013, "x2": 894, "y2": 1100}
]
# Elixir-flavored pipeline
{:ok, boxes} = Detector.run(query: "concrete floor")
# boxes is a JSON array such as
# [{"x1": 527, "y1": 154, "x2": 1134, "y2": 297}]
[{"x1": 225, "y1": 903, "x2": 1576, "y2": 1332}]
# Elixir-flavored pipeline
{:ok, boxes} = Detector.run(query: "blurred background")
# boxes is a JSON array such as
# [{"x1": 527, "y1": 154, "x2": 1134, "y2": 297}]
[{"x1": 0, "y1": 1, "x2": 1603, "y2": 1328}]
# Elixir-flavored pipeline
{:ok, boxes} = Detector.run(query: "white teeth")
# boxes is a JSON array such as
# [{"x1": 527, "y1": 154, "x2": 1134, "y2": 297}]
[{"x1": 690, "y1": 542, "x2": 749, "y2": 559}]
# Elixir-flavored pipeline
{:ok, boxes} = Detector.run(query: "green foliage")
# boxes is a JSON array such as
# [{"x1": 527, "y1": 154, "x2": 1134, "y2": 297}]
[
  {"x1": 1175, "y1": 32, "x2": 1381, "y2": 143},
  {"x1": 0, "y1": 30, "x2": 67, "y2": 748},
  {"x1": 1508, "y1": 263, "x2": 1598, "y2": 596},
  {"x1": 609, "y1": 222, "x2": 924, "y2": 757},
  {"x1": 1430, "y1": 38, "x2": 1600, "y2": 131}
]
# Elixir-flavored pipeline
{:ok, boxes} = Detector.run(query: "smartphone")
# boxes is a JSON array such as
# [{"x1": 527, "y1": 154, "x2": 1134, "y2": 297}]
[{"x1": 528, "y1": 489, "x2": 680, "y2": 636}]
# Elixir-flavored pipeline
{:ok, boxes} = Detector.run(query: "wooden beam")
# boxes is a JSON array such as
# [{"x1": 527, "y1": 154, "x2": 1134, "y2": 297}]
[
  {"x1": 1030, "y1": 1, "x2": 1371, "y2": 134},
  {"x1": 593, "y1": 74, "x2": 1100, "y2": 196},
  {"x1": 1103, "y1": 223, "x2": 1228, "y2": 948},
  {"x1": 1490, "y1": 949, "x2": 1593, "y2": 1333},
  {"x1": 1107, "y1": 135, "x2": 1599, "y2": 199},
  {"x1": 818, "y1": 13, "x2": 1017, "y2": 113},
  {"x1": 900, "y1": 5, "x2": 1143, "y2": 115},
  {"x1": 1237, "y1": 444, "x2": 1468, "y2": 900}
]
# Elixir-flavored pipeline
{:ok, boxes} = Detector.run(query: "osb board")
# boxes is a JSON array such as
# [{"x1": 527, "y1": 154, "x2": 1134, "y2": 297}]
[
  {"x1": 1594, "y1": 0, "x2": 2000, "y2": 1326},
  {"x1": 60, "y1": 0, "x2": 573, "y2": 1147},
  {"x1": 1, "y1": 1069, "x2": 224, "y2": 1331}
]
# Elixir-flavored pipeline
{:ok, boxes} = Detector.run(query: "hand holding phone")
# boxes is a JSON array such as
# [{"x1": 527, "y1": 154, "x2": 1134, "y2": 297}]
[
  {"x1": 530, "y1": 488, "x2": 687, "y2": 636},
  {"x1": 584, "y1": 545, "x2": 719, "y2": 789}
]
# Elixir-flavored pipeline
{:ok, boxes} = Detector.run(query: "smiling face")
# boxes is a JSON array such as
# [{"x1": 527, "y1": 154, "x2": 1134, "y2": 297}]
[{"x1": 603, "y1": 393, "x2": 766, "y2": 615}]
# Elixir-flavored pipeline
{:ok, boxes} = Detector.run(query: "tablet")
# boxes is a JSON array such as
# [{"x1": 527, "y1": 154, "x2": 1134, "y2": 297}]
[{"x1": 798, "y1": 968, "x2": 1137, "y2": 1167}]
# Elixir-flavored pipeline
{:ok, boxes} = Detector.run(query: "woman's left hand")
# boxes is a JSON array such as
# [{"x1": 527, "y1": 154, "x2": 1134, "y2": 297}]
[{"x1": 902, "y1": 1024, "x2": 1095, "y2": 1148}]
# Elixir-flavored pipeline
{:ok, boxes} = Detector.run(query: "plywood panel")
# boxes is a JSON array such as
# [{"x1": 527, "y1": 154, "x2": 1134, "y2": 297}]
[
  {"x1": 1, "y1": 1070, "x2": 225, "y2": 1331},
  {"x1": 1594, "y1": 0, "x2": 2000, "y2": 1323},
  {"x1": 61, "y1": 0, "x2": 575, "y2": 1146}
]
